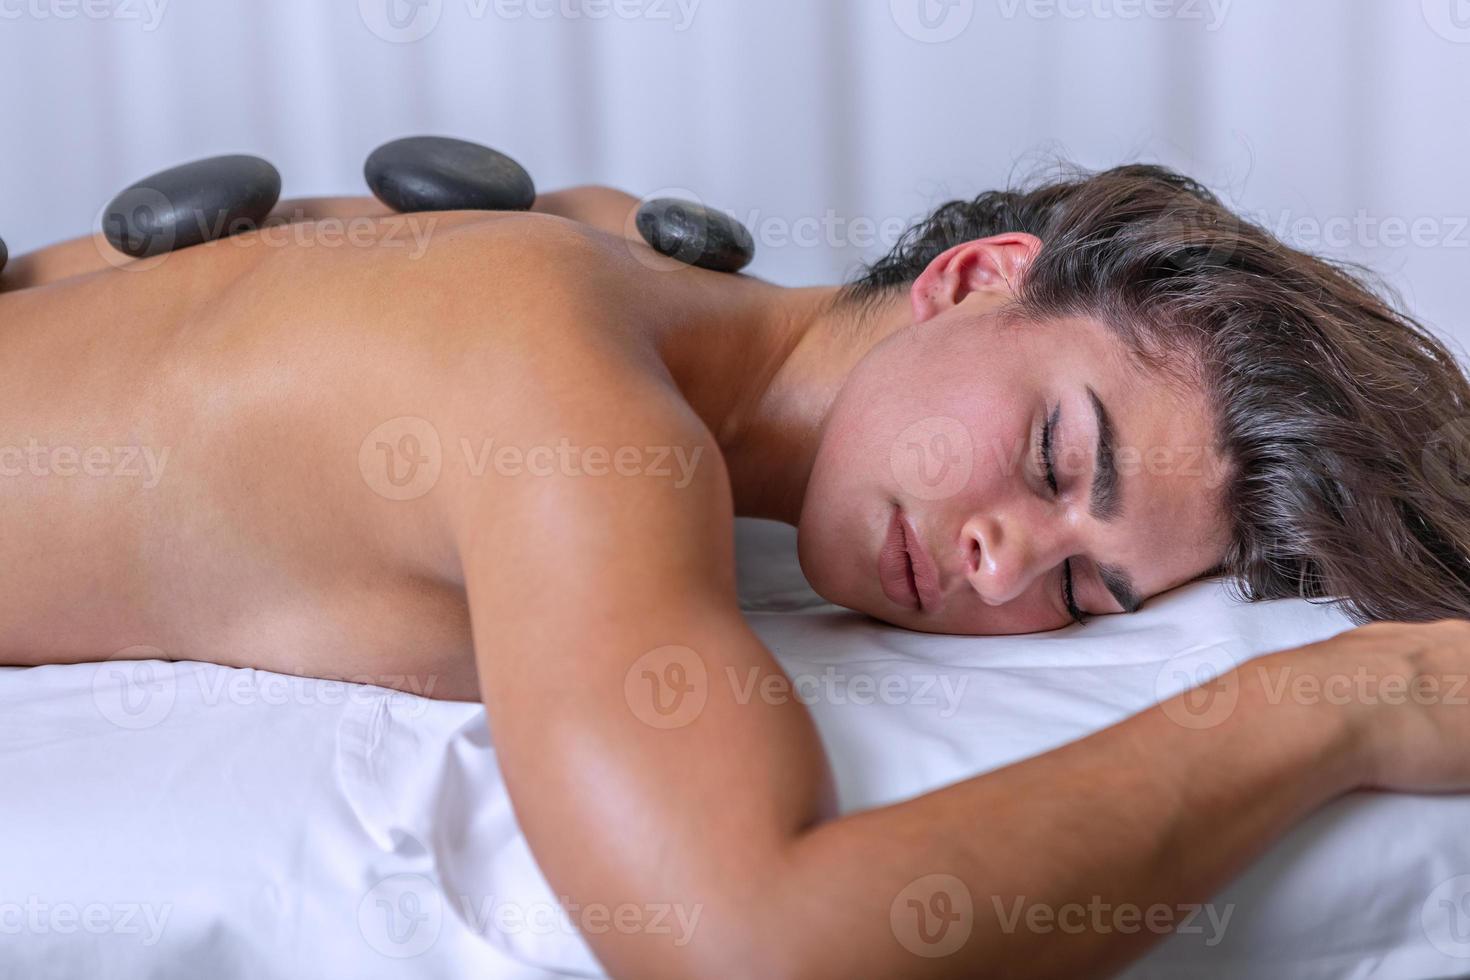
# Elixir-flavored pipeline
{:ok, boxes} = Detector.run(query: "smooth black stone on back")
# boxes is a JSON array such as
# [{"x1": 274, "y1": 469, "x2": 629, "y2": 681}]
[
  {"x1": 0, "y1": 235, "x2": 7, "y2": 275},
  {"x1": 636, "y1": 198, "x2": 755, "y2": 273},
  {"x1": 103, "y1": 155, "x2": 282, "y2": 259},
  {"x1": 365, "y1": 136, "x2": 537, "y2": 213}
]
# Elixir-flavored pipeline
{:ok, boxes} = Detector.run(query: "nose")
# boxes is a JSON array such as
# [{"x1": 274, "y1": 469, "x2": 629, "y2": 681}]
[{"x1": 960, "y1": 511, "x2": 1067, "y2": 605}]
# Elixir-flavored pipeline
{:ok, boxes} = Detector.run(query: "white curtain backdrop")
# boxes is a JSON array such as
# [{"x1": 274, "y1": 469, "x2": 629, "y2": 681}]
[{"x1": 2, "y1": 0, "x2": 1468, "y2": 346}]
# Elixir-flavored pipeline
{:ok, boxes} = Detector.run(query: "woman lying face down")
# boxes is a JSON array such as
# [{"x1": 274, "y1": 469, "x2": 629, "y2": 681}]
[
  {"x1": 6, "y1": 162, "x2": 1470, "y2": 978},
  {"x1": 801, "y1": 166, "x2": 1470, "y2": 634},
  {"x1": 0, "y1": 164, "x2": 1464, "y2": 650},
  {"x1": 0, "y1": 160, "x2": 1463, "y2": 660}
]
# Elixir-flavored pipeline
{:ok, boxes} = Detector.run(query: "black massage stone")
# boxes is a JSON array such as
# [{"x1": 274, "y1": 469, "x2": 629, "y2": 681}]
[
  {"x1": 365, "y1": 136, "x2": 536, "y2": 213},
  {"x1": 636, "y1": 198, "x2": 755, "y2": 273},
  {"x1": 0, "y1": 234, "x2": 7, "y2": 275},
  {"x1": 103, "y1": 155, "x2": 282, "y2": 259}
]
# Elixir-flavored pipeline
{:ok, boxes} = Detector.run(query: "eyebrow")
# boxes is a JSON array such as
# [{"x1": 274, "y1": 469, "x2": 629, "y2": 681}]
[
  {"x1": 1087, "y1": 387, "x2": 1122, "y2": 523},
  {"x1": 1085, "y1": 387, "x2": 1141, "y2": 614},
  {"x1": 1099, "y1": 563, "x2": 1142, "y2": 614}
]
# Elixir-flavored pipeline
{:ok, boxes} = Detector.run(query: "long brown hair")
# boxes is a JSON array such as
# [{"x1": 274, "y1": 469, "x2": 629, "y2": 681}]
[{"x1": 844, "y1": 163, "x2": 1470, "y2": 624}]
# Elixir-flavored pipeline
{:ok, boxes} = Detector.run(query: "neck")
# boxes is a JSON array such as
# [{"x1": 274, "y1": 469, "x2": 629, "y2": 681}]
[{"x1": 656, "y1": 277, "x2": 911, "y2": 525}]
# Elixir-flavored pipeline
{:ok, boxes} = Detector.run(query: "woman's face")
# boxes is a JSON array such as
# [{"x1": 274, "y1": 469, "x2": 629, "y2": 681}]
[{"x1": 797, "y1": 237, "x2": 1231, "y2": 635}]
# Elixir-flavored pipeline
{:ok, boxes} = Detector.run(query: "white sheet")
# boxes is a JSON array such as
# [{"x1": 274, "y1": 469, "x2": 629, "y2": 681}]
[{"x1": 3, "y1": 519, "x2": 1469, "y2": 979}]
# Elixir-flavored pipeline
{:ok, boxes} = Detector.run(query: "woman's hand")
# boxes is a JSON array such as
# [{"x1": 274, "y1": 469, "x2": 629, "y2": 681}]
[{"x1": 1260, "y1": 620, "x2": 1470, "y2": 793}]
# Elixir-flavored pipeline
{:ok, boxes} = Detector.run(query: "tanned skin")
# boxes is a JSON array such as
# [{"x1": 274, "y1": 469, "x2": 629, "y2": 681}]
[{"x1": 1, "y1": 188, "x2": 1467, "y2": 978}]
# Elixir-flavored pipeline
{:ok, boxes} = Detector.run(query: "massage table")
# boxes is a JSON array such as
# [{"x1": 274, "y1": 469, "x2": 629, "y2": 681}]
[{"x1": 3, "y1": 519, "x2": 1468, "y2": 978}]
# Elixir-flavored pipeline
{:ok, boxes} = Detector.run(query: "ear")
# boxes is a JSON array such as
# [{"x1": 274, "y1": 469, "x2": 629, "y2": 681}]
[{"x1": 909, "y1": 232, "x2": 1042, "y2": 324}]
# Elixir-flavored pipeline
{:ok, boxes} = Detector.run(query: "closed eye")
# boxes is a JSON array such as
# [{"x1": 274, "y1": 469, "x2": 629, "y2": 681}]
[
  {"x1": 1040, "y1": 403, "x2": 1087, "y2": 625},
  {"x1": 1040, "y1": 404, "x2": 1060, "y2": 494}
]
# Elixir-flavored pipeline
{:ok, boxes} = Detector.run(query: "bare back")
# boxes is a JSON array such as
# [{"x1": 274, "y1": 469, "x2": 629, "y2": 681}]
[{"x1": 0, "y1": 212, "x2": 695, "y2": 699}]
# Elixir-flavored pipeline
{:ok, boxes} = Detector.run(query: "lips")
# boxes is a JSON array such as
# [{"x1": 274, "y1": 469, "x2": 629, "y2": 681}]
[
  {"x1": 878, "y1": 509, "x2": 920, "y2": 610},
  {"x1": 878, "y1": 507, "x2": 944, "y2": 613}
]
